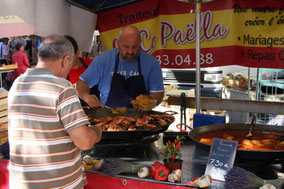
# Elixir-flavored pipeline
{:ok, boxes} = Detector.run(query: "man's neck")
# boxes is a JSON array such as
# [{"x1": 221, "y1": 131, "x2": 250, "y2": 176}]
[{"x1": 72, "y1": 58, "x2": 83, "y2": 69}]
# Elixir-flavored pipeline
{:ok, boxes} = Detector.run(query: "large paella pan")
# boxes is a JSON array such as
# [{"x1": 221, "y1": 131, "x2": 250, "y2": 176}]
[
  {"x1": 178, "y1": 123, "x2": 284, "y2": 163},
  {"x1": 84, "y1": 108, "x2": 174, "y2": 141}
]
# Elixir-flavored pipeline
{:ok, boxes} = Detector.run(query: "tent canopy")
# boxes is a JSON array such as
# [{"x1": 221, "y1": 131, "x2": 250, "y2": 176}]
[{"x1": 0, "y1": 0, "x2": 97, "y2": 52}]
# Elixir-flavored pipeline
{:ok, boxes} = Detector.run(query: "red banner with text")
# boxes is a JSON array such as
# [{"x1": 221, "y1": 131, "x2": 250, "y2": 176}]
[{"x1": 97, "y1": 0, "x2": 284, "y2": 69}]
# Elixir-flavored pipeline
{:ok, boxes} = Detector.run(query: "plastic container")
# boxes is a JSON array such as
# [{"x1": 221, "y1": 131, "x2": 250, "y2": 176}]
[{"x1": 193, "y1": 114, "x2": 225, "y2": 128}]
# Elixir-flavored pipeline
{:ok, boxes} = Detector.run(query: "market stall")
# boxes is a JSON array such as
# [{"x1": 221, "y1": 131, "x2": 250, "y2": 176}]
[
  {"x1": 71, "y1": 0, "x2": 284, "y2": 187},
  {"x1": 0, "y1": 0, "x2": 284, "y2": 188},
  {"x1": 1, "y1": 138, "x2": 283, "y2": 189}
]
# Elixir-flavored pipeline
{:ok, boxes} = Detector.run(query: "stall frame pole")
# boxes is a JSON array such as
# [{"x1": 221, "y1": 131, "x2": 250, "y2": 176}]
[{"x1": 195, "y1": 2, "x2": 201, "y2": 114}]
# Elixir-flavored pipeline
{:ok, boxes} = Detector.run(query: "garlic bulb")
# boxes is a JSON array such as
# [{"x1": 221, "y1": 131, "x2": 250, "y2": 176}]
[
  {"x1": 168, "y1": 169, "x2": 182, "y2": 183},
  {"x1": 137, "y1": 167, "x2": 150, "y2": 178},
  {"x1": 259, "y1": 184, "x2": 276, "y2": 189},
  {"x1": 94, "y1": 159, "x2": 104, "y2": 170},
  {"x1": 83, "y1": 155, "x2": 94, "y2": 165},
  {"x1": 196, "y1": 175, "x2": 212, "y2": 188}
]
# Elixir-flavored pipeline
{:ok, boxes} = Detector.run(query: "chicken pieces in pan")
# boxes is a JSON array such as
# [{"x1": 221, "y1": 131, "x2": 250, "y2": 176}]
[
  {"x1": 199, "y1": 131, "x2": 284, "y2": 151},
  {"x1": 88, "y1": 113, "x2": 174, "y2": 131}
]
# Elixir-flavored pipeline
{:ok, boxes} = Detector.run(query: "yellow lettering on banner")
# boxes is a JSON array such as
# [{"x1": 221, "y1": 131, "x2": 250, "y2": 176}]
[
  {"x1": 0, "y1": 15, "x2": 25, "y2": 24},
  {"x1": 100, "y1": 9, "x2": 284, "y2": 52}
]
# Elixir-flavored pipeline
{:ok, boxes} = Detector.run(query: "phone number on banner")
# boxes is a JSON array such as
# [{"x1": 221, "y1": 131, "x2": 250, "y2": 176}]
[{"x1": 156, "y1": 53, "x2": 214, "y2": 67}]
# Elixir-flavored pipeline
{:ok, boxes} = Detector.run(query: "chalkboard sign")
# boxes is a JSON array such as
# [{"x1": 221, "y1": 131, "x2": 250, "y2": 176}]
[{"x1": 205, "y1": 138, "x2": 238, "y2": 181}]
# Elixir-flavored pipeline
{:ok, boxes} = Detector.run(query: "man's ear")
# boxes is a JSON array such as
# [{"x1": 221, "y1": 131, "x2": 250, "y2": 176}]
[
  {"x1": 62, "y1": 56, "x2": 71, "y2": 69},
  {"x1": 76, "y1": 49, "x2": 80, "y2": 57}
]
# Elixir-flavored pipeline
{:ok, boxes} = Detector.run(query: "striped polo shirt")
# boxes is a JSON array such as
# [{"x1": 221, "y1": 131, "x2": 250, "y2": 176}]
[{"x1": 8, "y1": 68, "x2": 90, "y2": 189}]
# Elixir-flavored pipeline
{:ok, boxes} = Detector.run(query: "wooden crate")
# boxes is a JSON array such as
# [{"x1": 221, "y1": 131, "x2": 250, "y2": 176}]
[
  {"x1": 0, "y1": 130, "x2": 8, "y2": 145},
  {"x1": 0, "y1": 122, "x2": 8, "y2": 133},
  {"x1": 0, "y1": 64, "x2": 18, "y2": 70},
  {"x1": 0, "y1": 88, "x2": 8, "y2": 145}
]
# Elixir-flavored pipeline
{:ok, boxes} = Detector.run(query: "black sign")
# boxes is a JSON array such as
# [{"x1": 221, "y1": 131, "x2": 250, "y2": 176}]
[{"x1": 205, "y1": 138, "x2": 238, "y2": 181}]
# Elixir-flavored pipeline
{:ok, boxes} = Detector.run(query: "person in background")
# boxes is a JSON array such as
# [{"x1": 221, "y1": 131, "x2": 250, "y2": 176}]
[
  {"x1": 88, "y1": 40, "x2": 98, "y2": 59},
  {"x1": 12, "y1": 36, "x2": 27, "y2": 48},
  {"x1": 30, "y1": 38, "x2": 38, "y2": 66},
  {"x1": 76, "y1": 25, "x2": 164, "y2": 108},
  {"x1": 65, "y1": 35, "x2": 91, "y2": 84},
  {"x1": 0, "y1": 38, "x2": 11, "y2": 90},
  {"x1": 24, "y1": 36, "x2": 32, "y2": 58},
  {"x1": 12, "y1": 43, "x2": 30, "y2": 80},
  {"x1": 88, "y1": 35, "x2": 103, "y2": 59},
  {"x1": 8, "y1": 34, "x2": 102, "y2": 188},
  {"x1": 96, "y1": 35, "x2": 104, "y2": 55},
  {"x1": 0, "y1": 38, "x2": 10, "y2": 65},
  {"x1": 8, "y1": 37, "x2": 14, "y2": 58},
  {"x1": 65, "y1": 35, "x2": 100, "y2": 105},
  {"x1": 26, "y1": 36, "x2": 38, "y2": 66},
  {"x1": 35, "y1": 36, "x2": 41, "y2": 51}
]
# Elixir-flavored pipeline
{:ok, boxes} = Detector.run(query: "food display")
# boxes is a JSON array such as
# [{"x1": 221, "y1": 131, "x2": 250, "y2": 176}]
[
  {"x1": 168, "y1": 169, "x2": 182, "y2": 183},
  {"x1": 131, "y1": 94, "x2": 156, "y2": 111},
  {"x1": 195, "y1": 175, "x2": 212, "y2": 188},
  {"x1": 83, "y1": 155, "x2": 101, "y2": 170},
  {"x1": 111, "y1": 107, "x2": 127, "y2": 114},
  {"x1": 86, "y1": 157, "x2": 183, "y2": 183},
  {"x1": 88, "y1": 113, "x2": 174, "y2": 131},
  {"x1": 84, "y1": 107, "x2": 175, "y2": 140},
  {"x1": 150, "y1": 161, "x2": 170, "y2": 181},
  {"x1": 99, "y1": 158, "x2": 147, "y2": 176},
  {"x1": 138, "y1": 167, "x2": 150, "y2": 178},
  {"x1": 198, "y1": 131, "x2": 284, "y2": 151},
  {"x1": 220, "y1": 73, "x2": 248, "y2": 89},
  {"x1": 225, "y1": 166, "x2": 280, "y2": 189}
]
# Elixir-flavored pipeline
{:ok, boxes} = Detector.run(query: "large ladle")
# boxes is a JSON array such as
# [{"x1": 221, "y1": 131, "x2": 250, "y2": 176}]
[{"x1": 245, "y1": 114, "x2": 256, "y2": 139}]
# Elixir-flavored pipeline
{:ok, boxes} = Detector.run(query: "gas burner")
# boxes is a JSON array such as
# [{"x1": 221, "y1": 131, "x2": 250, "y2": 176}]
[
  {"x1": 81, "y1": 135, "x2": 163, "y2": 161},
  {"x1": 97, "y1": 134, "x2": 160, "y2": 145}
]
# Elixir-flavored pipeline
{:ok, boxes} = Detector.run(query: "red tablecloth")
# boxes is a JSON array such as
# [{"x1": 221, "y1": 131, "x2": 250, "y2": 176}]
[
  {"x1": 0, "y1": 159, "x2": 9, "y2": 189},
  {"x1": 85, "y1": 172, "x2": 192, "y2": 189},
  {"x1": 0, "y1": 159, "x2": 193, "y2": 189}
]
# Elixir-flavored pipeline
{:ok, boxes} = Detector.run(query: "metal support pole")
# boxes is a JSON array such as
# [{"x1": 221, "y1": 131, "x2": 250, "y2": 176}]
[
  {"x1": 178, "y1": 0, "x2": 213, "y2": 114},
  {"x1": 247, "y1": 67, "x2": 251, "y2": 123},
  {"x1": 195, "y1": 2, "x2": 201, "y2": 114},
  {"x1": 256, "y1": 68, "x2": 260, "y2": 101}
]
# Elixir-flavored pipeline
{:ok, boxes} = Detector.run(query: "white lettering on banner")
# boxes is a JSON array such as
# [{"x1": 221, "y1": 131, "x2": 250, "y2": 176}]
[
  {"x1": 113, "y1": 38, "x2": 119, "y2": 49},
  {"x1": 140, "y1": 28, "x2": 156, "y2": 53},
  {"x1": 112, "y1": 11, "x2": 228, "y2": 55},
  {"x1": 156, "y1": 53, "x2": 214, "y2": 67},
  {"x1": 161, "y1": 11, "x2": 229, "y2": 46}
]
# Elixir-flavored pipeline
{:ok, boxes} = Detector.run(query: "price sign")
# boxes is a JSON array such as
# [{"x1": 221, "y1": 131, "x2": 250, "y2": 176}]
[{"x1": 205, "y1": 138, "x2": 238, "y2": 181}]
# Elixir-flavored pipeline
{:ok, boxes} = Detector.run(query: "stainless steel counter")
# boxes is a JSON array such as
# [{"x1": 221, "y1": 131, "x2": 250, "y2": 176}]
[{"x1": 82, "y1": 134, "x2": 284, "y2": 188}]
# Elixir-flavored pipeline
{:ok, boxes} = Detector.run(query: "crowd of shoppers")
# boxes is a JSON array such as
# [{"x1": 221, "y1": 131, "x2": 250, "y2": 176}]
[{"x1": 0, "y1": 35, "x2": 40, "y2": 90}]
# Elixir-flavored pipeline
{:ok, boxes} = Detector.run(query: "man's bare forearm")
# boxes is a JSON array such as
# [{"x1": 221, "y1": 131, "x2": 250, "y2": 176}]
[
  {"x1": 76, "y1": 78, "x2": 104, "y2": 108},
  {"x1": 150, "y1": 92, "x2": 164, "y2": 106},
  {"x1": 76, "y1": 79, "x2": 90, "y2": 100}
]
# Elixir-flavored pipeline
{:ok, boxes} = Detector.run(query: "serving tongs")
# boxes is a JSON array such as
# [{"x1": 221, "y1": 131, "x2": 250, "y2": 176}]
[
  {"x1": 83, "y1": 105, "x2": 113, "y2": 115},
  {"x1": 103, "y1": 105, "x2": 112, "y2": 110},
  {"x1": 245, "y1": 114, "x2": 256, "y2": 139}
]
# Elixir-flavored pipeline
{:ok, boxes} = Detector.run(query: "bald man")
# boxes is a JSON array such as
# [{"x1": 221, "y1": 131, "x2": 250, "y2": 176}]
[{"x1": 76, "y1": 26, "x2": 164, "y2": 108}]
